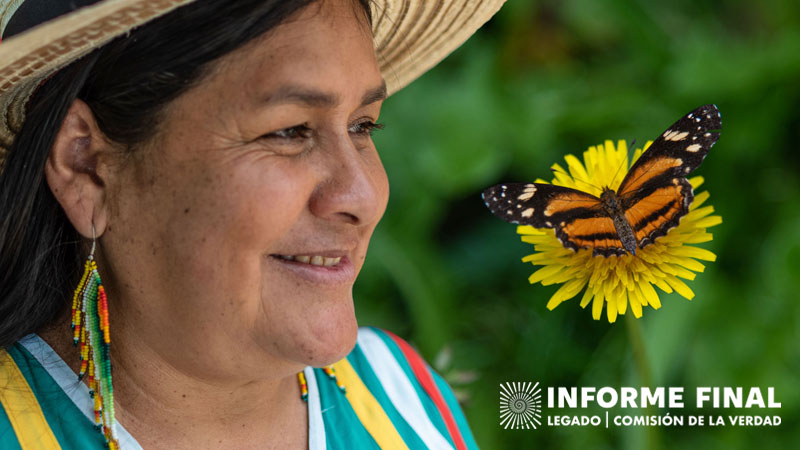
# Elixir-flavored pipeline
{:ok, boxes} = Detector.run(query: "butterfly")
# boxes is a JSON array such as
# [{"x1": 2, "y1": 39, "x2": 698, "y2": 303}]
[{"x1": 482, "y1": 104, "x2": 721, "y2": 257}]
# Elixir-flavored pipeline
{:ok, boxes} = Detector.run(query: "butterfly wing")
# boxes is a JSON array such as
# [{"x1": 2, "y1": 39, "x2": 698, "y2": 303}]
[
  {"x1": 622, "y1": 177, "x2": 694, "y2": 248},
  {"x1": 617, "y1": 104, "x2": 721, "y2": 247},
  {"x1": 482, "y1": 183, "x2": 628, "y2": 256}
]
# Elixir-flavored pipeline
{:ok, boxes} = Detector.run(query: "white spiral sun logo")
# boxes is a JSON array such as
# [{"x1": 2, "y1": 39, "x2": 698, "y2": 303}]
[{"x1": 499, "y1": 381, "x2": 542, "y2": 429}]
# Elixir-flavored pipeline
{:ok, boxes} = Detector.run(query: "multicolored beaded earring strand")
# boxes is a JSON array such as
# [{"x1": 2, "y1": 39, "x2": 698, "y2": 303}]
[
  {"x1": 297, "y1": 371, "x2": 309, "y2": 401},
  {"x1": 322, "y1": 365, "x2": 346, "y2": 393},
  {"x1": 297, "y1": 364, "x2": 346, "y2": 402},
  {"x1": 71, "y1": 224, "x2": 119, "y2": 449}
]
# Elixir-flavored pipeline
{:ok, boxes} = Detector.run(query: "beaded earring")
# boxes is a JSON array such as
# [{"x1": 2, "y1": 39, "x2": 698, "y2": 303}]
[
  {"x1": 298, "y1": 364, "x2": 346, "y2": 402},
  {"x1": 71, "y1": 225, "x2": 119, "y2": 449},
  {"x1": 322, "y1": 365, "x2": 346, "y2": 393}
]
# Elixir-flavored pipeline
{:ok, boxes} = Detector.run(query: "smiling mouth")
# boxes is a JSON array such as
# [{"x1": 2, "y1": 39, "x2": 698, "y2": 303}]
[{"x1": 274, "y1": 254, "x2": 342, "y2": 267}]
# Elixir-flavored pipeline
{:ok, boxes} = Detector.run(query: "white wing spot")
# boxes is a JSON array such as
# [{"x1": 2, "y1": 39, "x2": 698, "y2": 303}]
[
  {"x1": 521, "y1": 208, "x2": 535, "y2": 218},
  {"x1": 684, "y1": 167, "x2": 691, "y2": 174},
  {"x1": 663, "y1": 130, "x2": 689, "y2": 141},
  {"x1": 704, "y1": 132, "x2": 711, "y2": 138},
  {"x1": 501, "y1": 192, "x2": 506, "y2": 198},
  {"x1": 506, "y1": 210, "x2": 513, "y2": 215},
  {"x1": 501, "y1": 185, "x2": 507, "y2": 190},
  {"x1": 695, "y1": 117, "x2": 701, "y2": 122},
  {"x1": 545, "y1": 221, "x2": 552, "y2": 227},
  {"x1": 492, "y1": 197, "x2": 497, "y2": 201},
  {"x1": 686, "y1": 143, "x2": 702, "y2": 152},
  {"x1": 516, "y1": 204, "x2": 522, "y2": 209},
  {"x1": 516, "y1": 184, "x2": 537, "y2": 201}
]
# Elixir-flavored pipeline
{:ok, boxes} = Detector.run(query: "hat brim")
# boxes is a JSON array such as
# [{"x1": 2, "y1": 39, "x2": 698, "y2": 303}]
[{"x1": 0, "y1": 0, "x2": 504, "y2": 152}]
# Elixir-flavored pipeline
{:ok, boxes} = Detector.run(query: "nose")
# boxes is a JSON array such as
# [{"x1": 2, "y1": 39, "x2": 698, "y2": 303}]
[{"x1": 308, "y1": 134, "x2": 388, "y2": 227}]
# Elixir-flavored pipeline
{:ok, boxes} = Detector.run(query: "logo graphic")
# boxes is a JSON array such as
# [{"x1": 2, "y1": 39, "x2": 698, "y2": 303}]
[{"x1": 500, "y1": 381, "x2": 542, "y2": 429}]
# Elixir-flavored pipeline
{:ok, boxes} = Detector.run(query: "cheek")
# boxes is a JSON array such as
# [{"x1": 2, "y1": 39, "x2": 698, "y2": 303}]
[
  {"x1": 175, "y1": 161, "x2": 313, "y2": 263},
  {"x1": 110, "y1": 155, "x2": 314, "y2": 298}
]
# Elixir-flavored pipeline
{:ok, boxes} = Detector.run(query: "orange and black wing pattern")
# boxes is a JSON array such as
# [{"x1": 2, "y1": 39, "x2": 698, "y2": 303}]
[
  {"x1": 617, "y1": 104, "x2": 721, "y2": 247},
  {"x1": 483, "y1": 104, "x2": 721, "y2": 257},
  {"x1": 482, "y1": 183, "x2": 628, "y2": 256}
]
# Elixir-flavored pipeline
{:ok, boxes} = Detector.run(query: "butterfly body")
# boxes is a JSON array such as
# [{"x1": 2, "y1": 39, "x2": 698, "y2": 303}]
[
  {"x1": 483, "y1": 105, "x2": 721, "y2": 257},
  {"x1": 600, "y1": 188, "x2": 638, "y2": 255}
]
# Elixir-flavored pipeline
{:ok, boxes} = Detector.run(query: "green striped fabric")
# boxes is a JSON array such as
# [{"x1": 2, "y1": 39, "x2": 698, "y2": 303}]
[
  {"x1": 0, "y1": 329, "x2": 478, "y2": 450},
  {"x1": 1, "y1": 343, "x2": 107, "y2": 448}
]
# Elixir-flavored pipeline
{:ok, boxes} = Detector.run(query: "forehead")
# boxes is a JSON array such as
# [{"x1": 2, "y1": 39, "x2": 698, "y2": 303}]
[{"x1": 211, "y1": 0, "x2": 380, "y2": 102}]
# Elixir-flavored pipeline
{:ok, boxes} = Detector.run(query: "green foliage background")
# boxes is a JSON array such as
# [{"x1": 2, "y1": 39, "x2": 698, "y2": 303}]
[{"x1": 355, "y1": 0, "x2": 800, "y2": 448}]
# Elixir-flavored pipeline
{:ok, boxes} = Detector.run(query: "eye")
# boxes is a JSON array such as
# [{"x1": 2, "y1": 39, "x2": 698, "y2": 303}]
[
  {"x1": 262, "y1": 124, "x2": 313, "y2": 141},
  {"x1": 349, "y1": 120, "x2": 385, "y2": 137}
]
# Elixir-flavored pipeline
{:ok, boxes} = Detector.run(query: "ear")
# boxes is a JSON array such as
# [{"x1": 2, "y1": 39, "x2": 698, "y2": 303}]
[{"x1": 45, "y1": 99, "x2": 112, "y2": 239}]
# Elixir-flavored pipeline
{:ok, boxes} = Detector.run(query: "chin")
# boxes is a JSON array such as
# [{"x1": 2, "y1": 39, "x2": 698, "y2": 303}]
[{"x1": 299, "y1": 300, "x2": 359, "y2": 367}]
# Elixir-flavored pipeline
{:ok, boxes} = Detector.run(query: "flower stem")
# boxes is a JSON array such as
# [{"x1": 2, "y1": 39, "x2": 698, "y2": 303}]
[
  {"x1": 624, "y1": 313, "x2": 660, "y2": 450},
  {"x1": 624, "y1": 313, "x2": 652, "y2": 387}
]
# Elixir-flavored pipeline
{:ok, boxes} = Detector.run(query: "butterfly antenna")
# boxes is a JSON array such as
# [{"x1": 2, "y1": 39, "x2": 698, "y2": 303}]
[
  {"x1": 608, "y1": 139, "x2": 636, "y2": 189},
  {"x1": 550, "y1": 167, "x2": 601, "y2": 191}
]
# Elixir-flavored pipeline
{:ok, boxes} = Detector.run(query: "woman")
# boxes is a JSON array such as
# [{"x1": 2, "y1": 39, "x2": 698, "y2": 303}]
[{"x1": 0, "y1": 0, "x2": 503, "y2": 448}]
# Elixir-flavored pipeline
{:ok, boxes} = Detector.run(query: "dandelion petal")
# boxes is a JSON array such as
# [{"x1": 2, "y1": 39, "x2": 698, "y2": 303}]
[
  {"x1": 579, "y1": 287, "x2": 594, "y2": 308},
  {"x1": 666, "y1": 276, "x2": 695, "y2": 300},
  {"x1": 592, "y1": 291, "x2": 604, "y2": 320},
  {"x1": 640, "y1": 282, "x2": 661, "y2": 309},
  {"x1": 630, "y1": 295, "x2": 643, "y2": 318}
]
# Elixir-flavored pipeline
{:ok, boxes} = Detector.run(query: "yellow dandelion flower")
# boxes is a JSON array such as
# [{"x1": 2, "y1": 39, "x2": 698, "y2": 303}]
[{"x1": 517, "y1": 140, "x2": 722, "y2": 322}]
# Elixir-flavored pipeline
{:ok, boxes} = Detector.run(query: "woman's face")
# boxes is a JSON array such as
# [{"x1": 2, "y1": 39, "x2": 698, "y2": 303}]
[{"x1": 101, "y1": 0, "x2": 387, "y2": 379}]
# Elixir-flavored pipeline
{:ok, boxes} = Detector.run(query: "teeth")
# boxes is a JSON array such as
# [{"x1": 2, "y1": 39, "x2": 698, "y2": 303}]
[{"x1": 279, "y1": 255, "x2": 341, "y2": 266}]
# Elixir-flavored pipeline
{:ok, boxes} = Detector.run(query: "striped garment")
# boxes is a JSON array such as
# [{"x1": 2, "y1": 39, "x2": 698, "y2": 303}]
[{"x1": 0, "y1": 327, "x2": 478, "y2": 449}]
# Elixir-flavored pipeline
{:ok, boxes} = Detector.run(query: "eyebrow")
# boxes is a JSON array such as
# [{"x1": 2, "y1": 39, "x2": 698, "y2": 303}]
[
  {"x1": 261, "y1": 80, "x2": 387, "y2": 108},
  {"x1": 360, "y1": 81, "x2": 387, "y2": 106}
]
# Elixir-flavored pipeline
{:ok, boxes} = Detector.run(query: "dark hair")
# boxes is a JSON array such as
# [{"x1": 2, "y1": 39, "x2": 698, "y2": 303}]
[{"x1": 0, "y1": 0, "x2": 372, "y2": 349}]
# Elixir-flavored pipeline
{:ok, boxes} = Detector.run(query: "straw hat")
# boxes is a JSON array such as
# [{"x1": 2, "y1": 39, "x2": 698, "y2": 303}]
[{"x1": 0, "y1": 0, "x2": 505, "y2": 157}]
